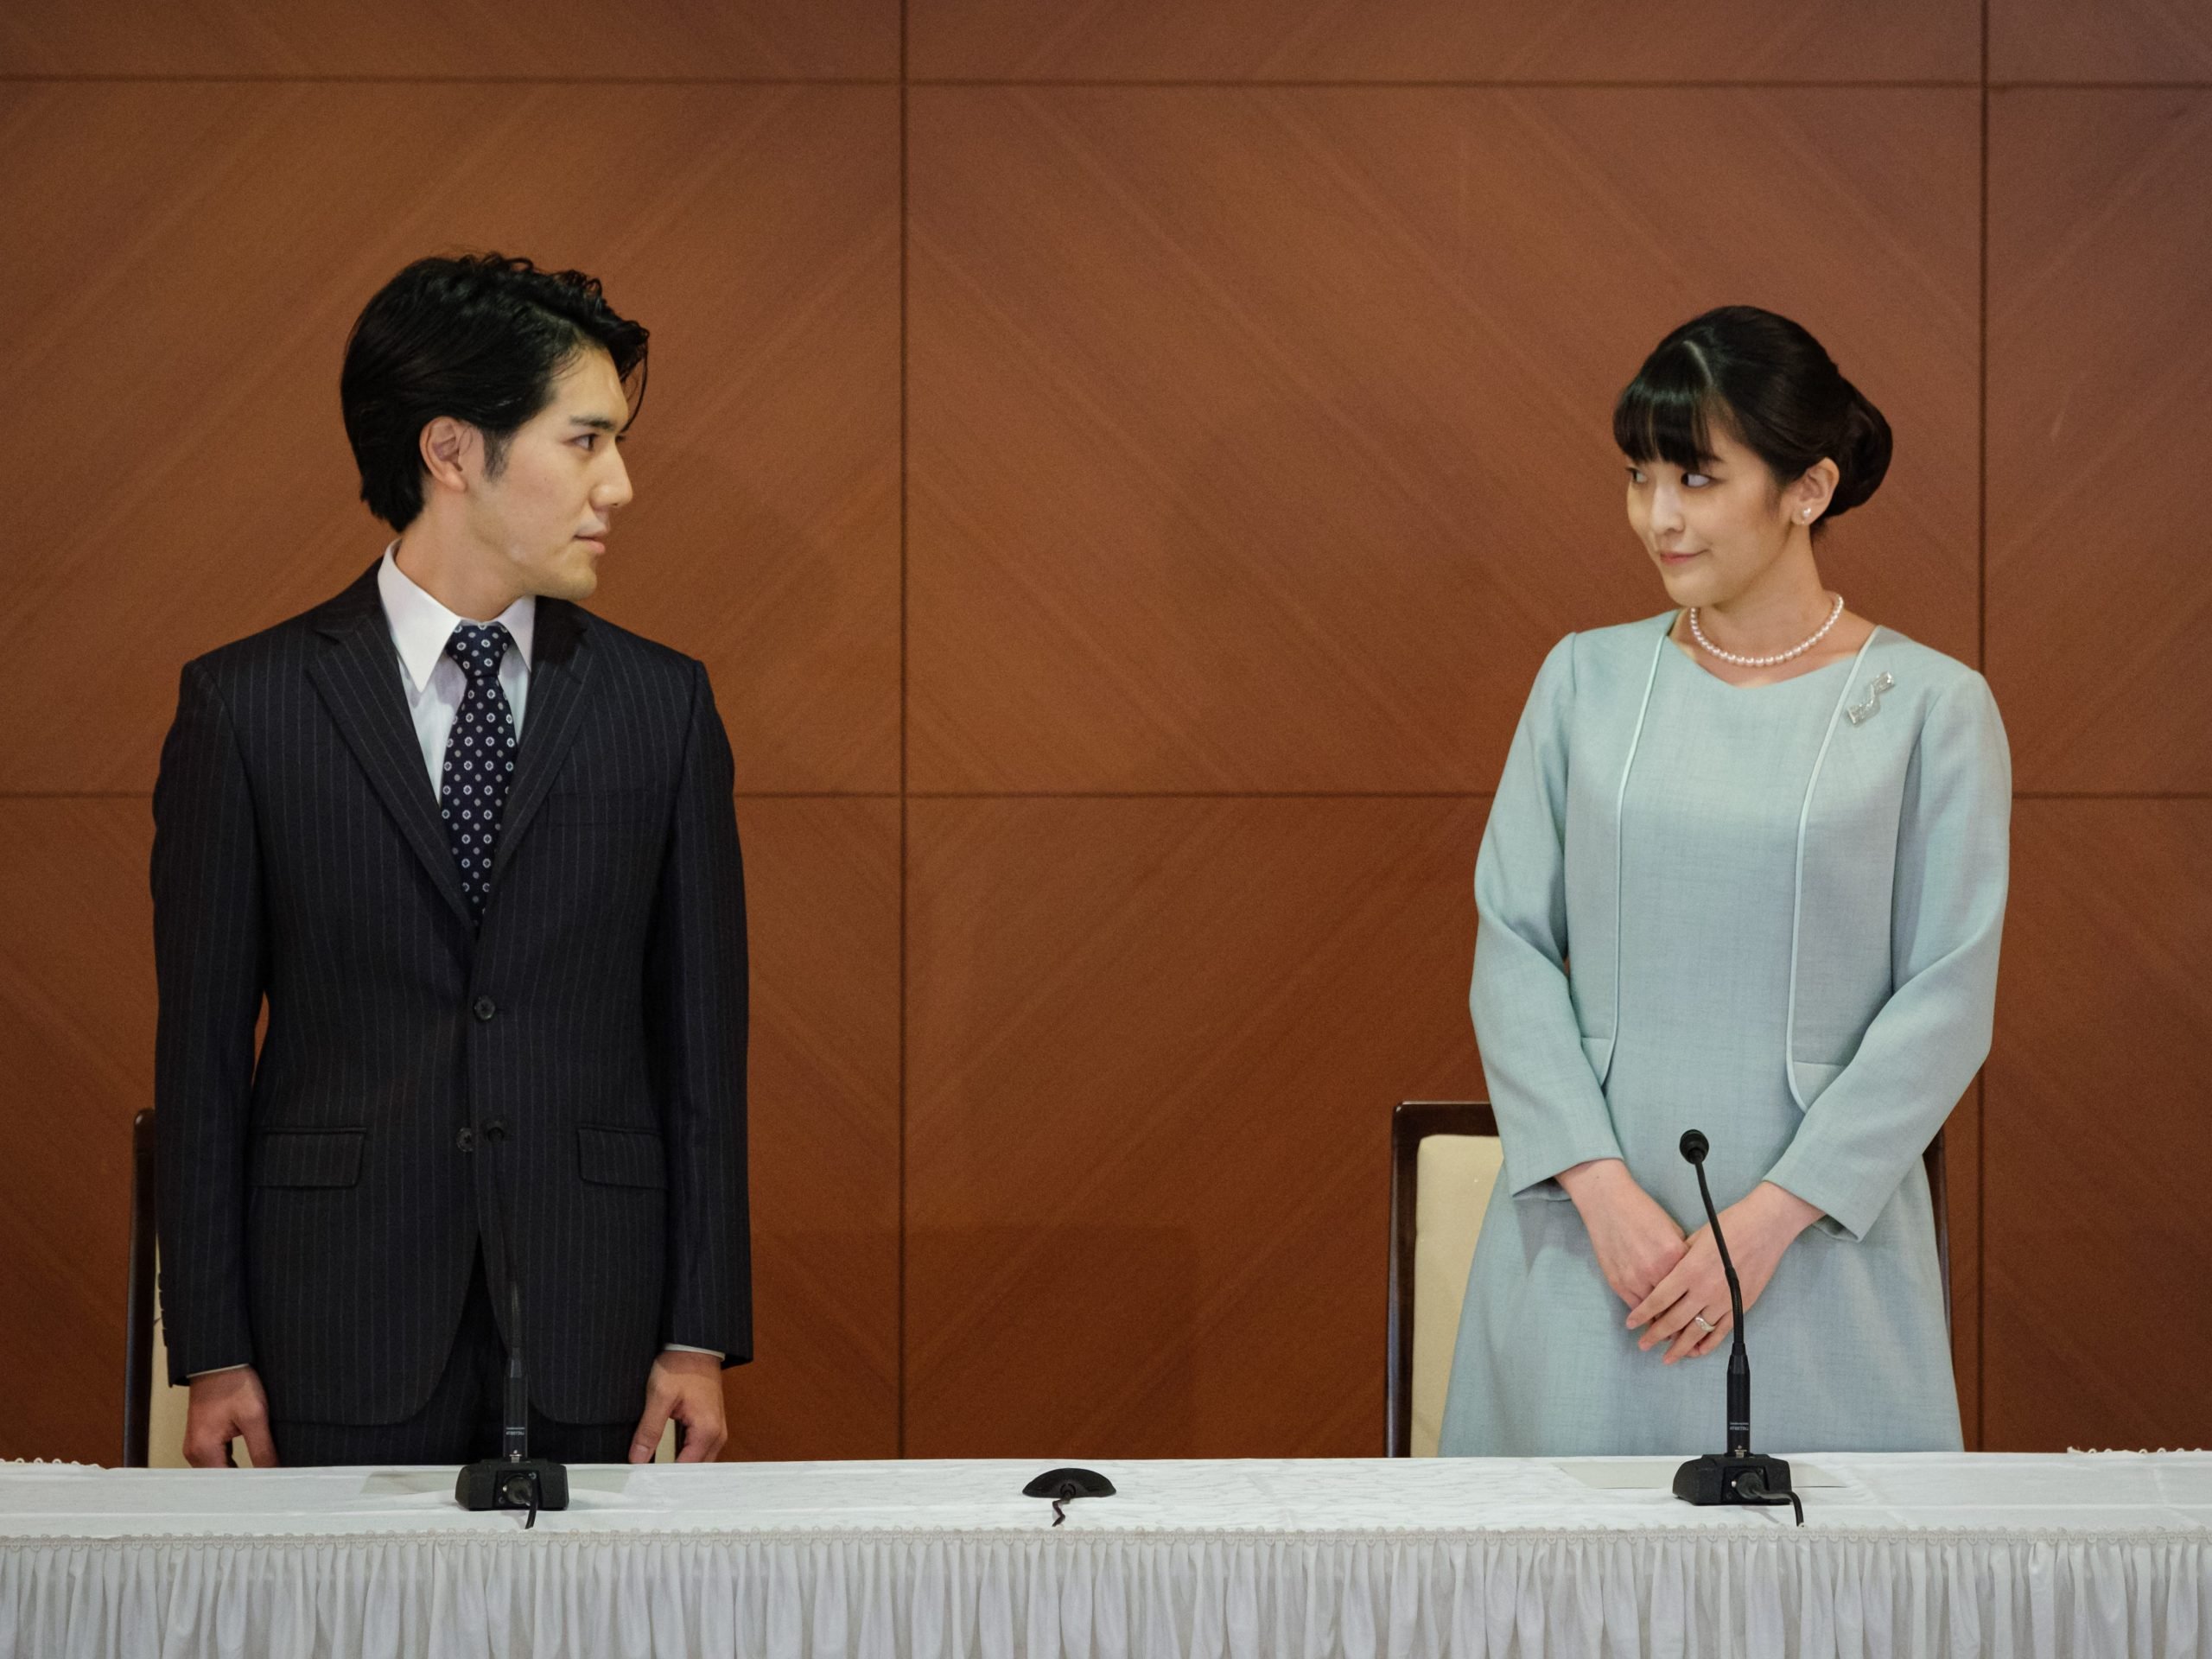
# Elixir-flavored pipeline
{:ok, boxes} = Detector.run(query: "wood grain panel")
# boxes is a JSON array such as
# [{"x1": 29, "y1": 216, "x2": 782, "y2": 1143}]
[
  {"x1": 908, "y1": 88, "x2": 1980, "y2": 792},
  {"x1": 0, "y1": 0, "x2": 896, "y2": 79},
  {"x1": 0, "y1": 83, "x2": 900, "y2": 795},
  {"x1": 910, "y1": 0, "x2": 1977, "y2": 83},
  {"x1": 0, "y1": 801, "x2": 151, "y2": 1465},
  {"x1": 1986, "y1": 91, "x2": 2212, "y2": 794},
  {"x1": 1984, "y1": 802, "x2": 2212, "y2": 1452},
  {"x1": 721, "y1": 798, "x2": 902, "y2": 1459},
  {"x1": 905, "y1": 798, "x2": 1487, "y2": 1457},
  {"x1": 1991, "y1": 0, "x2": 2212, "y2": 84}
]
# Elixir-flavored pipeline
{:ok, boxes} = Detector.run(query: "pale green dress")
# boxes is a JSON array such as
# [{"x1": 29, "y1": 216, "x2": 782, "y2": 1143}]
[{"x1": 1440, "y1": 614, "x2": 2009, "y2": 1457}]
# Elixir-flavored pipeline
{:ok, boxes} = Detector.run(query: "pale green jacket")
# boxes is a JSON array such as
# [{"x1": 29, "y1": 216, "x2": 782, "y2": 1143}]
[{"x1": 1478, "y1": 612, "x2": 2011, "y2": 1242}]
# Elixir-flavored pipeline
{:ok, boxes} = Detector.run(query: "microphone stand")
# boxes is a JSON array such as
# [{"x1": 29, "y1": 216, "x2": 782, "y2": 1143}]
[
  {"x1": 1671, "y1": 1129, "x2": 1803, "y2": 1526},
  {"x1": 456, "y1": 1125, "x2": 569, "y2": 1524}
]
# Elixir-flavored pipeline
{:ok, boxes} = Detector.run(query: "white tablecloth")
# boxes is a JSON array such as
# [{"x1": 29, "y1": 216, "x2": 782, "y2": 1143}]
[{"x1": 3, "y1": 1453, "x2": 2208, "y2": 1657}]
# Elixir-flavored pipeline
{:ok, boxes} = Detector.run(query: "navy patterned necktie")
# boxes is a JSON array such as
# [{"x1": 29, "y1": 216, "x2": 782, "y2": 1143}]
[{"x1": 441, "y1": 622, "x2": 518, "y2": 919}]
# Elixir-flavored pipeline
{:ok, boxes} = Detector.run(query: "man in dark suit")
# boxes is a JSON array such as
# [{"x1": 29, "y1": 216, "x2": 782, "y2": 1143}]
[{"x1": 153, "y1": 254, "x2": 749, "y2": 1467}]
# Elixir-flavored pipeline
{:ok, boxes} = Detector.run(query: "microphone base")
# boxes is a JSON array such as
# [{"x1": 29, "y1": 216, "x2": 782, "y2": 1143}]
[
  {"x1": 1671, "y1": 1451, "x2": 1793, "y2": 1507},
  {"x1": 457, "y1": 1457, "x2": 570, "y2": 1514}
]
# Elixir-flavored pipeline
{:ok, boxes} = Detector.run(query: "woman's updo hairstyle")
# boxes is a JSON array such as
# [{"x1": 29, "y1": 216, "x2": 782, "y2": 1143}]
[{"x1": 1611, "y1": 304, "x2": 1892, "y2": 529}]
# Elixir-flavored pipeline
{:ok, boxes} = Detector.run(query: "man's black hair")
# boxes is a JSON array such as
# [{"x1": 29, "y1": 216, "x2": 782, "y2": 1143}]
[{"x1": 340, "y1": 253, "x2": 649, "y2": 530}]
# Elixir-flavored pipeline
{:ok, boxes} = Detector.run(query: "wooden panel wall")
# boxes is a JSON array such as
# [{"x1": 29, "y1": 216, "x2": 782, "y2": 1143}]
[
  {"x1": 1983, "y1": 82, "x2": 2212, "y2": 1451},
  {"x1": 2, "y1": 0, "x2": 2204, "y2": 1463}
]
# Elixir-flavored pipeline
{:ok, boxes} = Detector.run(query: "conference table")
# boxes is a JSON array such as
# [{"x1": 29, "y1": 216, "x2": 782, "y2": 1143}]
[{"x1": 3, "y1": 1452, "x2": 2208, "y2": 1656}]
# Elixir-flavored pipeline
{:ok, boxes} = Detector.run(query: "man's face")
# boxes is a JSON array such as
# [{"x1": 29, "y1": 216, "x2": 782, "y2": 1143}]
[{"x1": 464, "y1": 347, "x2": 634, "y2": 601}]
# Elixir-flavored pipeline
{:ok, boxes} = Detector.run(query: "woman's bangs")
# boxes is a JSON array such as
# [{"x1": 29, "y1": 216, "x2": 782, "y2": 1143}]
[{"x1": 1611, "y1": 355, "x2": 1721, "y2": 472}]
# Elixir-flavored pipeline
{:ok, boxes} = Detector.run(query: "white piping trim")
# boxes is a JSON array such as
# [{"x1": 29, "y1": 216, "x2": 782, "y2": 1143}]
[
  {"x1": 1609, "y1": 620, "x2": 1670, "y2": 1053},
  {"x1": 1784, "y1": 626, "x2": 1885, "y2": 1109}
]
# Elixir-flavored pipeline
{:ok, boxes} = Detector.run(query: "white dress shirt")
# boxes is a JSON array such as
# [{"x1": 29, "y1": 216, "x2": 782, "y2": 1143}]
[{"x1": 377, "y1": 544, "x2": 535, "y2": 787}]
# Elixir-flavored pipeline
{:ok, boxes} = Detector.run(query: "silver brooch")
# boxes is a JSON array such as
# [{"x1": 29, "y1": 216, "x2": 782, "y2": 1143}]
[{"x1": 1845, "y1": 671, "x2": 1895, "y2": 725}]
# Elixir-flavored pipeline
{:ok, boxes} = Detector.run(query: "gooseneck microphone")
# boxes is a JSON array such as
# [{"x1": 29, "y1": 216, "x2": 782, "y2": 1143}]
[
  {"x1": 1679, "y1": 1130, "x2": 1751, "y2": 1450},
  {"x1": 457, "y1": 1127, "x2": 570, "y2": 1524},
  {"x1": 1671, "y1": 1129, "x2": 1803, "y2": 1526},
  {"x1": 503, "y1": 1280, "x2": 530, "y2": 1465}
]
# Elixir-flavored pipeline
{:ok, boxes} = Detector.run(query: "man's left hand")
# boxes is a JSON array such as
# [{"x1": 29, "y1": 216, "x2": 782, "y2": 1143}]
[{"x1": 628, "y1": 1351, "x2": 728, "y2": 1463}]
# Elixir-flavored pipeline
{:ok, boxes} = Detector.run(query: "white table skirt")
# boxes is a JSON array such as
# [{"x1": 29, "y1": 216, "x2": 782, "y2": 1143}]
[{"x1": 3, "y1": 1453, "x2": 2209, "y2": 1659}]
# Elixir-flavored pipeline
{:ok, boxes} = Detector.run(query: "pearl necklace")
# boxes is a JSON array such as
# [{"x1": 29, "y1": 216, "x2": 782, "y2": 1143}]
[{"x1": 1688, "y1": 594, "x2": 1845, "y2": 668}]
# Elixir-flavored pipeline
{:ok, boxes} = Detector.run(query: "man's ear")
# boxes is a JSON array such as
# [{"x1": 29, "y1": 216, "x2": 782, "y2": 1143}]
[{"x1": 419, "y1": 417, "x2": 478, "y2": 496}]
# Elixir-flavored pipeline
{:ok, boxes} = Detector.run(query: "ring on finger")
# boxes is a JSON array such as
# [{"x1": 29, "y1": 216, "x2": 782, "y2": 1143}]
[{"x1": 1690, "y1": 1314, "x2": 1718, "y2": 1334}]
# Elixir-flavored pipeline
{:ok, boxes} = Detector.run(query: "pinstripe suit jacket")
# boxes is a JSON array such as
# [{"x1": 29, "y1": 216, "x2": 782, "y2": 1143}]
[{"x1": 151, "y1": 561, "x2": 750, "y2": 1426}]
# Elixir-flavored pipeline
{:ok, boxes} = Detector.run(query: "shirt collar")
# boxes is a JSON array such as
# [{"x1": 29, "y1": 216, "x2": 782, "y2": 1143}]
[{"x1": 377, "y1": 543, "x2": 537, "y2": 696}]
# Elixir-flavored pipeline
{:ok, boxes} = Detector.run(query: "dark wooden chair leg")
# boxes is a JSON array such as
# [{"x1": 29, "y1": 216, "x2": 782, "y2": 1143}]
[{"x1": 124, "y1": 1108, "x2": 157, "y2": 1468}]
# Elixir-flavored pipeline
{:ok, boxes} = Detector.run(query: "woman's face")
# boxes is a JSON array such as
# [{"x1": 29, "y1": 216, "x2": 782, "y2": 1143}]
[{"x1": 1624, "y1": 419, "x2": 1827, "y2": 609}]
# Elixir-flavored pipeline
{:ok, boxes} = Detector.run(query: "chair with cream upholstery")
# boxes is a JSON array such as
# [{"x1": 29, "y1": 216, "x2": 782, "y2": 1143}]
[
  {"x1": 1385, "y1": 1100, "x2": 1952, "y2": 1457},
  {"x1": 1385, "y1": 1102, "x2": 1503, "y2": 1458}
]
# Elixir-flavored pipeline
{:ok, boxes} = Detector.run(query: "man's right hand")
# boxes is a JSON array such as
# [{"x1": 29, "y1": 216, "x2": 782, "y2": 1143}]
[
  {"x1": 1556, "y1": 1157, "x2": 1689, "y2": 1309},
  {"x1": 183, "y1": 1366, "x2": 279, "y2": 1468}
]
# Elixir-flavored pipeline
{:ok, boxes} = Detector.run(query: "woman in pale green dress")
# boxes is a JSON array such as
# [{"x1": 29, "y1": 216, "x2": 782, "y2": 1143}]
[{"x1": 1440, "y1": 306, "x2": 2008, "y2": 1456}]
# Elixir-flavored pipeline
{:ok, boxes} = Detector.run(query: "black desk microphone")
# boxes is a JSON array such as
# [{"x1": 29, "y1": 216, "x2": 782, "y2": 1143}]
[
  {"x1": 456, "y1": 1130, "x2": 569, "y2": 1525},
  {"x1": 455, "y1": 1279, "x2": 570, "y2": 1524},
  {"x1": 1670, "y1": 1129, "x2": 1803, "y2": 1526}
]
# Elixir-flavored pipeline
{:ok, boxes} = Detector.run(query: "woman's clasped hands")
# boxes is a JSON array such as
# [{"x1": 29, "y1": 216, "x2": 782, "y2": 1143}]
[{"x1": 1558, "y1": 1158, "x2": 1821, "y2": 1364}]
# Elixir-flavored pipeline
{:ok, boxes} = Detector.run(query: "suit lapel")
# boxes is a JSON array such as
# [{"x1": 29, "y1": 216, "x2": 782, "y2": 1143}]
[
  {"x1": 306, "y1": 563, "x2": 476, "y2": 930},
  {"x1": 489, "y1": 596, "x2": 594, "y2": 887}
]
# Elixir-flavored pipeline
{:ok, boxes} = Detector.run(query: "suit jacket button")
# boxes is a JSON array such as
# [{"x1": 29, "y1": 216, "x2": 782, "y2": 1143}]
[
  {"x1": 473, "y1": 995, "x2": 497, "y2": 1021},
  {"x1": 483, "y1": 1120, "x2": 507, "y2": 1143},
  {"x1": 456, "y1": 1127, "x2": 475, "y2": 1154}
]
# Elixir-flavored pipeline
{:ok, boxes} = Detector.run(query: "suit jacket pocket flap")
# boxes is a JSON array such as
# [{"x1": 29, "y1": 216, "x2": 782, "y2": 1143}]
[
  {"x1": 577, "y1": 1125, "x2": 666, "y2": 1189},
  {"x1": 251, "y1": 1129, "x2": 365, "y2": 1188}
]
